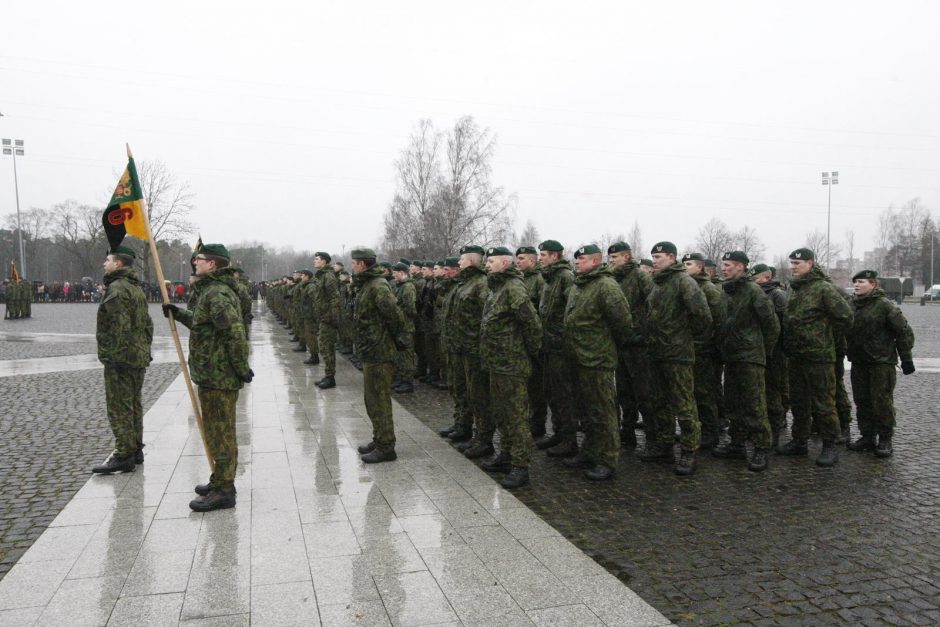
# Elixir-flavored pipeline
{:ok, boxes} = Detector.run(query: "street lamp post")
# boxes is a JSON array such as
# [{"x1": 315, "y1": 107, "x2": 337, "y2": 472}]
[
  {"x1": 2, "y1": 138, "x2": 26, "y2": 278},
  {"x1": 821, "y1": 171, "x2": 839, "y2": 269}
]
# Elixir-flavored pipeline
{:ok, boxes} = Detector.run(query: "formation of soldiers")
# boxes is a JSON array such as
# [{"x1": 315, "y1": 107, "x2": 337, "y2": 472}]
[{"x1": 2, "y1": 278, "x2": 32, "y2": 319}]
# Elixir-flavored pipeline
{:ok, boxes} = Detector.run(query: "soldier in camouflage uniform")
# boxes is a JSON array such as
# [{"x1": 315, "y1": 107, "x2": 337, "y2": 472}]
[
  {"x1": 337, "y1": 270, "x2": 354, "y2": 354},
  {"x1": 350, "y1": 248, "x2": 406, "y2": 463},
  {"x1": 285, "y1": 272, "x2": 304, "y2": 343},
  {"x1": 515, "y1": 246, "x2": 548, "y2": 438},
  {"x1": 713, "y1": 251, "x2": 779, "y2": 472},
  {"x1": 559, "y1": 244, "x2": 633, "y2": 480},
  {"x1": 410, "y1": 260, "x2": 428, "y2": 381},
  {"x1": 296, "y1": 270, "x2": 318, "y2": 362},
  {"x1": 92, "y1": 246, "x2": 154, "y2": 474},
  {"x1": 778, "y1": 248, "x2": 853, "y2": 467},
  {"x1": 536, "y1": 240, "x2": 579, "y2": 457},
  {"x1": 752, "y1": 263, "x2": 789, "y2": 446},
  {"x1": 232, "y1": 267, "x2": 253, "y2": 339},
  {"x1": 437, "y1": 259, "x2": 471, "y2": 438},
  {"x1": 682, "y1": 252, "x2": 725, "y2": 450},
  {"x1": 422, "y1": 262, "x2": 444, "y2": 386},
  {"x1": 479, "y1": 247, "x2": 542, "y2": 488},
  {"x1": 163, "y1": 243, "x2": 251, "y2": 511},
  {"x1": 314, "y1": 252, "x2": 340, "y2": 388},
  {"x1": 846, "y1": 270, "x2": 915, "y2": 458},
  {"x1": 638, "y1": 242, "x2": 712, "y2": 476},
  {"x1": 392, "y1": 262, "x2": 418, "y2": 393}
]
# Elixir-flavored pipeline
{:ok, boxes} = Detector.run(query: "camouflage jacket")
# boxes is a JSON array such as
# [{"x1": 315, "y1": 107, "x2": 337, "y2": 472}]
[
  {"x1": 450, "y1": 265, "x2": 489, "y2": 356},
  {"x1": 314, "y1": 267, "x2": 340, "y2": 326},
  {"x1": 692, "y1": 273, "x2": 726, "y2": 357},
  {"x1": 353, "y1": 265, "x2": 405, "y2": 363},
  {"x1": 481, "y1": 267, "x2": 542, "y2": 376},
  {"x1": 420, "y1": 277, "x2": 437, "y2": 320},
  {"x1": 539, "y1": 259, "x2": 575, "y2": 354},
  {"x1": 436, "y1": 277, "x2": 457, "y2": 338},
  {"x1": 563, "y1": 264, "x2": 633, "y2": 370},
  {"x1": 521, "y1": 266, "x2": 545, "y2": 311},
  {"x1": 646, "y1": 263, "x2": 712, "y2": 364},
  {"x1": 96, "y1": 267, "x2": 153, "y2": 369},
  {"x1": 612, "y1": 260, "x2": 653, "y2": 329},
  {"x1": 174, "y1": 267, "x2": 250, "y2": 390},
  {"x1": 394, "y1": 278, "x2": 418, "y2": 333},
  {"x1": 235, "y1": 276, "x2": 253, "y2": 328},
  {"x1": 783, "y1": 266, "x2": 853, "y2": 363},
  {"x1": 719, "y1": 275, "x2": 779, "y2": 366},
  {"x1": 847, "y1": 289, "x2": 914, "y2": 365}
]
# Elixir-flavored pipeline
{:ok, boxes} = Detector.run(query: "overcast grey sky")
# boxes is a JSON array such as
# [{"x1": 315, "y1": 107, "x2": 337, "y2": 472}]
[{"x1": 2, "y1": 0, "x2": 938, "y2": 262}]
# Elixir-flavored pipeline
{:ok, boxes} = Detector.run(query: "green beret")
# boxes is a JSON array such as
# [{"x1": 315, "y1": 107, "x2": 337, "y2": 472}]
[
  {"x1": 392, "y1": 262, "x2": 409, "y2": 272},
  {"x1": 722, "y1": 251, "x2": 749, "y2": 265},
  {"x1": 232, "y1": 267, "x2": 243, "y2": 273},
  {"x1": 651, "y1": 241, "x2": 677, "y2": 255},
  {"x1": 300, "y1": 269, "x2": 314, "y2": 277},
  {"x1": 789, "y1": 247, "x2": 815, "y2": 261},
  {"x1": 399, "y1": 257, "x2": 411, "y2": 265},
  {"x1": 445, "y1": 257, "x2": 460, "y2": 268},
  {"x1": 350, "y1": 248, "x2": 376, "y2": 260},
  {"x1": 607, "y1": 242, "x2": 631, "y2": 254},
  {"x1": 516, "y1": 246, "x2": 537, "y2": 255},
  {"x1": 640, "y1": 259, "x2": 653, "y2": 267},
  {"x1": 379, "y1": 261, "x2": 392, "y2": 269},
  {"x1": 574, "y1": 244, "x2": 601, "y2": 258},
  {"x1": 682, "y1": 252, "x2": 705, "y2": 262},
  {"x1": 459, "y1": 245, "x2": 485, "y2": 255},
  {"x1": 769, "y1": 266, "x2": 777, "y2": 278},
  {"x1": 486, "y1": 246, "x2": 513, "y2": 257},
  {"x1": 751, "y1": 263, "x2": 771, "y2": 275},
  {"x1": 112, "y1": 245, "x2": 137, "y2": 259},
  {"x1": 201, "y1": 243, "x2": 230, "y2": 259},
  {"x1": 436, "y1": 259, "x2": 445, "y2": 267},
  {"x1": 538, "y1": 239, "x2": 564, "y2": 252},
  {"x1": 853, "y1": 269, "x2": 878, "y2": 281},
  {"x1": 315, "y1": 251, "x2": 332, "y2": 262},
  {"x1": 704, "y1": 259, "x2": 716, "y2": 268}
]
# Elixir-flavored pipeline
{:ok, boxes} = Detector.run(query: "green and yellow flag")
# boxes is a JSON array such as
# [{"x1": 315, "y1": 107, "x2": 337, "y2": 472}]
[
  {"x1": 102, "y1": 153, "x2": 148, "y2": 251},
  {"x1": 8, "y1": 260, "x2": 20, "y2": 283}
]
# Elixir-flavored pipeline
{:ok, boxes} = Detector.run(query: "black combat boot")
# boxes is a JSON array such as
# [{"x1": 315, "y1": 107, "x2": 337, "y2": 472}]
[
  {"x1": 620, "y1": 429, "x2": 638, "y2": 449},
  {"x1": 839, "y1": 424, "x2": 851, "y2": 445},
  {"x1": 481, "y1": 452, "x2": 512, "y2": 473},
  {"x1": 317, "y1": 376, "x2": 336, "y2": 389},
  {"x1": 438, "y1": 424, "x2": 457, "y2": 438},
  {"x1": 748, "y1": 448, "x2": 769, "y2": 472},
  {"x1": 455, "y1": 439, "x2": 475, "y2": 452},
  {"x1": 394, "y1": 381, "x2": 414, "y2": 394},
  {"x1": 434, "y1": 380, "x2": 449, "y2": 390},
  {"x1": 561, "y1": 452, "x2": 593, "y2": 469},
  {"x1": 189, "y1": 486, "x2": 236, "y2": 512},
  {"x1": 699, "y1": 430, "x2": 719, "y2": 451},
  {"x1": 134, "y1": 444, "x2": 145, "y2": 465},
  {"x1": 303, "y1": 356, "x2": 318, "y2": 365},
  {"x1": 464, "y1": 440, "x2": 494, "y2": 459},
  {"x1": 293, "y1": 344, "x2": 307, "y2": 352},
  {"x1": 875, "y1": 435, "x2": 893, "y2": 458},
  {"x1": 848, "y1": 435, "x2": 876, "y2": 452},
  {"x1": 815, "y1": 441, "x2": 839, "y2": 467},
  {"x1": 776, "y1": 438, "x2": 808, "y2": 456},
  {"x1": 195, "y1": 476, "x2": 238, "y2": 497},
  {"x1": 361, "y1": 448, "x2": 397, "y2": 464},
  {"x1": 290, "y1": 334, "x2": 300, "y2": 342},
  {"x1": 529, "y1": 417, "x2": 547, "y2": 440},
  {"x1": 546, "y1": 440, "x2": 579, "y2": 458},
  {"x1": 357, "y1": 441, "x2": 376, "y2": 454},
  {"x1": 535, "y1": 433, "x2": 563, "y2": 450},
  {"x1": 637, "y1": 442, "x2": 673, "y2": 462},
  {"x1": 501, "y1": 466, "x2": 530, "y2": 489},
  {"x1": 712, "y1": 440, "x2": 747, "y2": 459},
  {"x1": 447, "y1": 425, "x2": 473, "y2": 442},
  {"x1": 584, "y1": 464, "x2": 615, "y2": 481},
  {"x1": 92, "y1": 452, "x2": 136, "y2": 474},
  {"x1": 674, "y1": 450, "x2": 697, "y2": 476}
]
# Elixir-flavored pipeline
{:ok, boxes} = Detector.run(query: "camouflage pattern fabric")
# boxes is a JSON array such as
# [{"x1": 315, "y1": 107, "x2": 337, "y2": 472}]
[
  {"x1": 523, "y1": 264, "x2": 548, "y2": 427},
  {"x1": 234, "y1": 276, "x2": 253, "y2": 337},
  {"x1": 480, "y1": 267, "x2": 542, "y2": 377},
  {"x1": 352, "y1": 265, "x2": 405, "y2": 364},
  {"x1": 450, "y1": 265, "x2": 489, "y2": 356},
  {"x1": 724, "y1": 362, "x2": 771, "y2": 448},
  {"x1": 448, "y1": 352, "x2": 473, "y2": 429},
  {"x1": 788, "y1": 362, "x2": 839, "y2": 442},
  {"x1": 649, "y1": 361, "x2": 700, "y2": 451},
  {"x1": 692, "y1": 355, "x2": 722, "y2": 440},
  {"x1": 394, "y1": 277, "x2": 418, "y2": 381},
  {"x1": 646, "y1": 263, "x2": 712, "y2": 364},
  {"x1": 97, "y1": 267, "x2": 154, "y2": 369},
  {"x1": 489, "y1": 375, "x2": 534, "y2": 467},
  {"x1": 563, "y1": 264, "x2": 633, "y2": 370},
  {"x1": 719, "y1": 276, "x2": 779, "y2": 367},
  {"x1": 613, "y1": 261, "x2": 654, "y2": 430},
  {"x1": 692, "y1": 273, "x2": 725, "y2": 359},
  {"x1": 199, "y1": 386, "x2": 239, "y2": 488},
  {"x1": 464, "y1": 358, "x2": 492, "y2": 441},
  {"x1": 538, "y1": 259, "x2": 575, "y2": 354},
  {"x1": 572, "y1": 368, "x2": 620, "y2": 468},
  {"x1": 783, "y1": 266, "x2": 853, "y2": 363},
  {"x1": 760, "y1": 280, "x2": 790, "y2": 435},
  {"x1": 319, "y1": 322, "x2": 338, "y2": 376},
  {"x1": 315, "y1": 267, "x2": 340, "y2": 368},
  {"x1": 850, "y1": 364, "x2": 897, "y2": 437},
  {"x1": 363, "y1": 362, "x2": 396, "y2": 452},
  {"x1": 846, "y1": 288, "x2": 915, "y2": 365},
  {"x1": 543, "y1": 351, "x2": 579, "y2": 442},
  {"x1": 103, "y1": 365, "x2": 145, "y2": 456}
]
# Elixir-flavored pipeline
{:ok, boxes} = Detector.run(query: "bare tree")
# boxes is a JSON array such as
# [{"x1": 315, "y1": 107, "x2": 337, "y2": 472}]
[
  {"x1": 596, "y1": 232, "x2": 626, "y2": 254},
  {"x1": 734, "y1": 225, "x2": 766, "y2": 262},
  {"x1": 626, "y1": 219, "x2": 644, "y2": 259},
  {"x1": 52, "y1": 199, "x2": 106, "y2": 278},
  {"x1": 890, "y1": 198, "x2": 930, "y2": 277},
  {"x1": 875, "y1": 205, "x2": 895, "y2": 273},
  {"x1": 136, "y1": 160, "x2": 196, "y2": 242},
  {"x1": 694, "y1": 218, "x2": 735, "y2": 262},
  {"x1": 844, "y1": 229, "x2": 856, "y2": 277},
  {"x1": 515, "y1": 220, "x2": 540, "y2": 249},
  {"x1": 805, "y1": 229, "x2": 841, "y2": 269}
]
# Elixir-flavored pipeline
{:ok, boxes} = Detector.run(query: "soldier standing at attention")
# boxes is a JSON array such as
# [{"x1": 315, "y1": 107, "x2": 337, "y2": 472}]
[
  {"x1": 231, "y1": 267, "x2": 253, "y2": 339},
  {"x1": 392, "y1": 262, "x2": 418, "y2": 393},
  {"x1": 846, "y1": 270, "x2": 915, "y2": 458},
  {"x1": 714, "y1": 251, "x2": 779, "y2": 472},
  {"x1": 777, "y1": 248, "x2": 853, "y2": 467},
  {"x1": 92, "y1": 246, "x2": 154, "y2": 474},
  {"x1": 163, "y1": 243, "x2": 252, "y2": 511},
  {"x1": 479, "y1": 247, "x2": 542, "y2": 488},
  {"x1": 752, "y1": 263, "x2": 789, "y2": 447},
  {"x1": 410, "y1": 260, "x2": 428, "y2": 382},
  {"x1": 314, "y1": 252, "x2": 340, "y2": 389},
  {"x1": 561, "y1": 244, "x2": 633, "y2": 481},
  {"x1": 638, "y1": 242, "x2": 712, "y2": 475},
  {"x1": 350, "y1": 248, "x2": 406, "y2": 463},
  {"x1": 640, "y1": 259, "x2": 654, "y2": 276},
  {"x1": 515, "y1": 246, "x2": 548, "y2": 439}
]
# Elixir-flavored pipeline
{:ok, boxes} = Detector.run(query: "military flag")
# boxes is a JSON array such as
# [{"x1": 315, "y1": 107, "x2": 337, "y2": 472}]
[
  {"x1": 102, "y1": 154, "x2": 148, "y2": 251},
  {"x1": 8, "y1": 260, "x2": 20, "y2": 283}
]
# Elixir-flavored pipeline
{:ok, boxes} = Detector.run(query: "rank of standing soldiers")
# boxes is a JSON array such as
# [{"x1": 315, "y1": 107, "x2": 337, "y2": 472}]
[{"x1": 265, "y1": 240, "x2": 916, "y2": 489}]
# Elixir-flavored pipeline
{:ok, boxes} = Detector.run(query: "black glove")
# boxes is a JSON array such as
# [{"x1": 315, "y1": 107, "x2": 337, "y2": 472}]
[
  {"x1": 162, "y1": 303, "x2": 180, "y2": 318},
  {"x1": 240, "y1": 368, "x2": 255, "y2": 383},
  {"x1": 901, "y1": 361, "x2": 915, "y2": 375},
  {"x1": 394, "y1": 336, "x2": 408, "y2": 351}
]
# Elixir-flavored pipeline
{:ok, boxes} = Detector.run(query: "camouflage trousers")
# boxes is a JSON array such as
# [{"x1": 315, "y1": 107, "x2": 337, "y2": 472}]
[
  {"x1": 850, "y1": 363, "x2": 897, "y2": 437},
  {"x1": 528, "y1": 355, "x2": 547, "y2": 430},
  {"x1": 616, "y1": 347, "x2": 652, "y2": 430},
  {"x1": 103, "y1": 365, "x2": 145, "y2": 457},
  {"x1": 395, "y1": 329, "x2": 415, "y2": 381},
  {"x1": 788, "y1": 361, "x2": 839, "y2": 442},
  {"x1": 543, "y1": 351, "x2": 579, "y2": 443},
  {"x1": 198, "y1": 386, "x2": 239, "y2": 488},
  {"x1": 448, "y1": 352, "x2": 473, "y2": 429},
  {"x1": 304, "y1": 320, "x2": 319, "y2": 356},
  {"x1": 463, "y1": 355, "x2": 493, "y2": 441},
  {"x1": 766, "y1": 348, "x2": 789, "y2": 435},
  {"x1": 649, "y1": 361, "x2": 700, "y2": 451},
  {"x1": 724, "y1": 362, "x2": 772, "y2": 448},
  {"x1": 319, "y1": 322, "x2": 337, "y2": 376},
  {"x1": 692, "y1": 353, "x2": 721, "y2": 439},
  {"x1": 835, "y1": 358, "x2": 852, "y2": 429},
  {"x1": 572, "y1": 367, "x2": 620, "y2": 468},
  {"x1": 489, "y1": 374, "x2": 534, "y2": 467},
  {"x1": 363, "y1": 361, "x2": 396, "y2": 452},
  {"x1": 414, "y1": 319, "x2": 427, "y2": 377},
  {"x1": 426, "y1": 330, "x2": 444, "y2": 381}
]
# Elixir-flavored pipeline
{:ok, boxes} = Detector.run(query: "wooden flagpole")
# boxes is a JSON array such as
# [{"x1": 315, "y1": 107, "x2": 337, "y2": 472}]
[{"x1": 127, "y1": 143, "x2": 214, "y2": 473}]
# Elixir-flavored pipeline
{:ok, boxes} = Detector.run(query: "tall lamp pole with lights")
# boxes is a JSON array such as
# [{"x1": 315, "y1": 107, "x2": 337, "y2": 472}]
[
  {"x1": 821, "y1": 171, "x2": 839, "y2": 270},
  {"x1": 1, "y1": 138, "x2": 26, "y2": 278}
]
